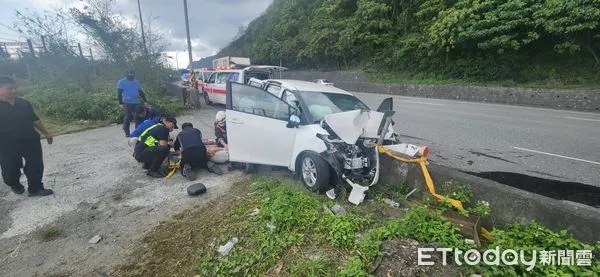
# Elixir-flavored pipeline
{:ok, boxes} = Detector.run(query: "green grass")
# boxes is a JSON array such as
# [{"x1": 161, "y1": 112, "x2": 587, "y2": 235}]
[
  {"x1": 115, "y1": 176, "x2": 600, "y2": 277},
  {"x1": 37, "y1": 227, "x2": 60, "y2": 241},
  {"x1": 367, "y1": 70, "x2": 600, "y2": 89}
]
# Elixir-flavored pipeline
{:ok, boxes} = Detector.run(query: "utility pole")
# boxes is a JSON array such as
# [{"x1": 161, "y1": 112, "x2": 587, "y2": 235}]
[
  {"x1": 267, "y1": 38, "x2": 283, "y2": 78},
  {"x1": 89, "y1": 48, "x2": 94, "y2": 61},
  {"x1": 27, "y1": 39, "x2": 35, "y2": 58},
  {"x1": 41, "y1": 35, "x2": 48, "y2": 53},
  {"x1": 78, "y1": 43, "x2": 84, "y2": 58},
  {"x1": 183, "y1": 0, "x2": 193, "y2": 69},
  {"x1": 137, "y1": 0, "x2": 148, "y2": 56}
]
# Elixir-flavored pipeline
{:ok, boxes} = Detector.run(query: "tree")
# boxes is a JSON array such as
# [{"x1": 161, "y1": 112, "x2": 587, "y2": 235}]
[{"x1": 536, "y1": 0, "x2": 600, "y2": 64}]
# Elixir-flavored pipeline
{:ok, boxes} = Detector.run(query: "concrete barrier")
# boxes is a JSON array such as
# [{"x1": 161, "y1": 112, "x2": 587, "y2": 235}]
[{"x1": 377, "y1": 155, "x2": 600, "y2": 243}]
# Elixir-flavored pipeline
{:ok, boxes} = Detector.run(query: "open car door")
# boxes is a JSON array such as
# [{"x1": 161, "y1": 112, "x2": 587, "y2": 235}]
[{"x1": 225, "y1": 81, "x2": 297, "y2": 166}]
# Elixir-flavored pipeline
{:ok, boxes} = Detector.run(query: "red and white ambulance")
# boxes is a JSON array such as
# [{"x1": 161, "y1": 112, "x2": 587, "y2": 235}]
[{"x1": 201, "y1": 65, "x2": 287, "y2": 105}]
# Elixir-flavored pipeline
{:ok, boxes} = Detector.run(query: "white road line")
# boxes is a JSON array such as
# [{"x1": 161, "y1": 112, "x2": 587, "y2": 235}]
[
  {"x1": 512, "y1": 147, "x2": 600, "y2": 166},
  {"x1": 402, "y1": 100, "x2": 445, "y2": 106},
  {"x1": 565, "y1": 116, "x2": 600, "y2": 122}
]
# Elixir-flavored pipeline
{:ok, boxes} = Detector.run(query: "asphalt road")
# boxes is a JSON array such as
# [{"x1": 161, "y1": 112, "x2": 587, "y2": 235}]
[{"x1": 352, "y1": 92, "x2": 600, "y2": 188}]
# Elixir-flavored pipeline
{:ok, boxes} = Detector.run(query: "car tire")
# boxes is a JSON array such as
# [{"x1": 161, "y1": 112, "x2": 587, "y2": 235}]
[
  {"x1": 299, "y1": 153, "x2": 330, "y2": 193},
  {"x1": 204, "y1": 91, "x2": 212, "y2": 106}
]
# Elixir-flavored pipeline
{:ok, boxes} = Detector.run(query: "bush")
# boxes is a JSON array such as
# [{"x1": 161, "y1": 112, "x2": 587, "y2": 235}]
[{"x1": 22, "y1": 83, "x2": 184, "y2": 125}]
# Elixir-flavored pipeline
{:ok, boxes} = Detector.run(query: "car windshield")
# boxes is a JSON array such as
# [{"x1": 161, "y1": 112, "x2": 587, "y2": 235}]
[{"x1": 296, "y1": 91, "x2": 370, "y2": 123}]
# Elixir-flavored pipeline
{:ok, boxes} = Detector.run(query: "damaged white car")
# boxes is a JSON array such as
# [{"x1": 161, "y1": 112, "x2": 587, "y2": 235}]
[{"x1": 225, "y1": 79, "x2": 426, "y2": 205}]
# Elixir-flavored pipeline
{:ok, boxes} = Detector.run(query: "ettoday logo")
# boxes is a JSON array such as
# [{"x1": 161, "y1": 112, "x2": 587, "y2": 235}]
[{"x1": 418, "y1": 247, "x2": 594, "y2": 271}]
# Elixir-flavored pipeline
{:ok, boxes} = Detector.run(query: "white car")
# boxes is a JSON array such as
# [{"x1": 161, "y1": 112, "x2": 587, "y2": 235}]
[
  {"x1": 313, "y1": 79, "x2": 334, "y2": 86},
  {"x1": 225, "y1": 79, "x2": 421, "y2": 205}
]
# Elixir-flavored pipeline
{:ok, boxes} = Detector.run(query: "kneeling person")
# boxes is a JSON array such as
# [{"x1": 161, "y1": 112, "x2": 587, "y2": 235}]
[
  {"x1": 174, "y1": 122, "x2": 223, "y2": 181},
  {"x1": 134, "y1": 117, "x2": 178, "y2": 178}
]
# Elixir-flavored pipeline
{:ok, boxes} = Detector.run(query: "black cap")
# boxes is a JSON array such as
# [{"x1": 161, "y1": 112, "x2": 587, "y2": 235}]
[
  {"x1": 181, "y1": 122, "x2": 193, "y2": 129},
  {"x1": 164, "y1": 116, "x2": 179, "y2": 129}
]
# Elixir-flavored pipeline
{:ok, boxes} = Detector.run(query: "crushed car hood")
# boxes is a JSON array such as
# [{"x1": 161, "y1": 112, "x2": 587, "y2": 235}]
[{"x1": 323, "y1": 110, "x2": 388, "y2": 144}]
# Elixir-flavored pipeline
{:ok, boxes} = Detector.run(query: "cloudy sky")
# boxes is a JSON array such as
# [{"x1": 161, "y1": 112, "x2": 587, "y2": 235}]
[{"x1": 0, "y1": 0, "x2": 273, "y2": 68}]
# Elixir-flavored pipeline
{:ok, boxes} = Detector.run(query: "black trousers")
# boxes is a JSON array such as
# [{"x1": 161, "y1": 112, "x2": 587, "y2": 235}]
[
  {"x1": 181, "y1": 145, "x2": 208, "y2": 169},
  {"x1": 134, "y1": 145, "x2": 170, "y2": 172},
  {"x1": 0, "y1": 139, "x2": 44, "y2": 192},
  {"x1": 123, "y1": 104, "x2": 143, "y2": 136}
]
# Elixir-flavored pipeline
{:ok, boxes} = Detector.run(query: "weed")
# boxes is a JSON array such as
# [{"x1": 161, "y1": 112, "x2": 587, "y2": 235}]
[
  {"x1": 467, "y1": 221, "x2": 600, "y2": 276},
  {"x1": 38, "y1": 227, "x2": 60, "y2": 241},
  {"x1": 323, "y1": 213, "x2": 372, "y2": 249},
  {"x1": 338, "y1": 256, "x2": 368, "y2": 277},
  {"x1": 290, "y1": 255, "x2": 332, "y2": 277}
]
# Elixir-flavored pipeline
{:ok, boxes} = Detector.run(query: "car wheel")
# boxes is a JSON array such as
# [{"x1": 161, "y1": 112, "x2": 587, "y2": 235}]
[
  {"x1": 204, "y1": 91, "x2": 212, "y2": 106},
  {"x1": 300, "y1": 153, "x2": 330, "y2": 193}
]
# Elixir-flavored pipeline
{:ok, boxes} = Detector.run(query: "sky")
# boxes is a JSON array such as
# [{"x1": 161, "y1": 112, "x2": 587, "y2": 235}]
[{"x1": 0, "y1": 0, "x2": 273, "y2": 68}]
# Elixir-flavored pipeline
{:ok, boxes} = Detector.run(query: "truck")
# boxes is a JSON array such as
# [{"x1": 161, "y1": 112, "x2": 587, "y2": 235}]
[{"x1": 212, "y1": 56, "x2": 251, "y2": 69}]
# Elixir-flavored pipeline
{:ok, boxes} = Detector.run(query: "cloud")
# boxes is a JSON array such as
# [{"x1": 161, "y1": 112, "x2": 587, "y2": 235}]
[
  {"x1": 106, "y1": 0, "x2": 273, "y2": 58},
  {"x1": 2, "y1": 0, "x2": 273, "y2": 60}
]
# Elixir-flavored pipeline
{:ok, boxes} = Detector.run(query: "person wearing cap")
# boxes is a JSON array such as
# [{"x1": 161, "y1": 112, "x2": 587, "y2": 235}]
[
  {"x1": 0, "y1": 75, "x2": 54, "y2": 196},
  {"x1": 173, "y1": 122, "x2": 223, "y2": 181},
  {"x1": 133, "y1": 117, "x2": 178, "y2": 178},
  {"x1": 117, "y1": 70, "x2": 148, "y2": 137}
]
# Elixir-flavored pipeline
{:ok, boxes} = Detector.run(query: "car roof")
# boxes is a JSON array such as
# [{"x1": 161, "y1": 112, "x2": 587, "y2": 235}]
[{"x1": 268, "y1": 79, "x2": 351, "y2": 95}]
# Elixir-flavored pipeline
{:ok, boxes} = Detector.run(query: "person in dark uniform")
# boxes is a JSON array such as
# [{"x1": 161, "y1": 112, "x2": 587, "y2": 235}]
[
  {"x1": 117, "y1": 70, "x2": 148, "y2": 137},
  {"x1": 174, "y1": 122, "x2": 223, "y2": 181},
  {"x1": 135, "y1": 104, "x2": 162, "y2": 123},
  {"x1": 133, "y1": 117, "x2": 178, "y2": 178},
  {"x1": 0, "y1": 75, "x2": 54, "y2": 196}
]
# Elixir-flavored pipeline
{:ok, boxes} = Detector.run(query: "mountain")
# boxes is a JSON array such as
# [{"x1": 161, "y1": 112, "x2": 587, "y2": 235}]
[
  {"x1": 217, "y1": 0, "x2": 600, "y2": 85},
  {"x1": 189, "y1": 56, "x2": 214, "y2": 69}
]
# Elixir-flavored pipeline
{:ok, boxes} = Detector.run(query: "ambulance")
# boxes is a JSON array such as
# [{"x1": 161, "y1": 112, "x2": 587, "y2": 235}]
[{"x1": 201, "y1": 65, "x2": 287, "y2": 105}]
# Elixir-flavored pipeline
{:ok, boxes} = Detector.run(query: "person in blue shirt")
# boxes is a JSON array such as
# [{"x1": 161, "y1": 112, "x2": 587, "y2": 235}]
[{"x1": 117, "y1": 70, "x2": 148, "y2": 137}]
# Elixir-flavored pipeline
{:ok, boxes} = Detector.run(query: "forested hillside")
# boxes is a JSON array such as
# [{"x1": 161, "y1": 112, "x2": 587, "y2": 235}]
[{"x1": 218, "y1": 0, "x2": 600, "y2": 85}]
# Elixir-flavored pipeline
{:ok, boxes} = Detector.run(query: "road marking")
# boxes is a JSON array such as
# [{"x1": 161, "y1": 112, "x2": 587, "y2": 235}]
[
  {"x1": 565, "y1": 116, "x2": 600, "y2": 122},
  {"x1": 402, "y1": 100, "x2": 445, "y2": 106},
  {"x1": 512, "y1": 147, "x2": 600, "y2": 166}
]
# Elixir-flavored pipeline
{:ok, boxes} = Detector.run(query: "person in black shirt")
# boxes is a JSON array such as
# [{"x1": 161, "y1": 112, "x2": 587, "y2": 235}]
[
  {"x1": 174, "y1": 122, "x2": 222, "y2": 181},
  {"x1": 133, "y1": 117, "x2": 178, "y2": 178},
  {"x1": 0, "y1": 75, "x2": 54, "y2": 196},
  {"x1": 135, "y1": 104, "x2": 162, "y2": 123}
]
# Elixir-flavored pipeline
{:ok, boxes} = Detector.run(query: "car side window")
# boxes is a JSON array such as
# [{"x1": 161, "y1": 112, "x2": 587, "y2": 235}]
[
  {"x1": 229, "y1": 72, "x2": 240, "y2": 82},
  {"x1": 283, "y1": 90, "x2": 297, "y2": 106},
  {"x1": 266, "y1": 84, "x2": 281, "y2": 96},
  {"x1": 216, "y1": 72, "x2": 231, "y2": 84},
  {"x1": 207, "y1": 73, "x2": 216, "y2": 84},
  {"x1": 229, "y1": 82, "x2": 291, "y2": 121}
]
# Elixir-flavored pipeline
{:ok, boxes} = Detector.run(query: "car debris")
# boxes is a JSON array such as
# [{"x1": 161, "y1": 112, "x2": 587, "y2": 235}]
[
  {"x1": 218, "y1": 237, "x2": 239, "y2": 256},
  {"x1": 331, "y1": 204, "x2": 347, "y2": 215},
  {"x1": 249, "y1": 208, "x2": 260, "y2": 217},
  {"x1": 383, "y1": 198, "x2": 400, "y2": 208},
  {"x1": 88, "y1": 235, "x2": 102, "y2": 244}
]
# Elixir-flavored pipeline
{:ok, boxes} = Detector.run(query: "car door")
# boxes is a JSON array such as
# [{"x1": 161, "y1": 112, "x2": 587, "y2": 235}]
[
  {"x1": 205, "y1": 72, "x2": 217, "y2": 101},
  {"x1": 226, "y1": 81, "x2": 297, "y2": 167}
]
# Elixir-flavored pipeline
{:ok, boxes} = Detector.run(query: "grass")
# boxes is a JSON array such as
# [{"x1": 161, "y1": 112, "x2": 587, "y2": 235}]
[
  {"x1": 367, "y1": 71, "x2": 600, "y2": 89},
  {"x1": 37, "y1": 227, "x2": 60, "y2": 241},
  {"x1": 42, "y1": 118, "x2": 112, "y2": 137},
  {"x1": 113, "y1": 176, "x2": 600, "y2": 277}
]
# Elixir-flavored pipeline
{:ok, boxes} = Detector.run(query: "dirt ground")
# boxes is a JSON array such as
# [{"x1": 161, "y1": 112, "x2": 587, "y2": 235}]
[{"x1": 0, "y1": 105, "x2": 243, "y2": 277}]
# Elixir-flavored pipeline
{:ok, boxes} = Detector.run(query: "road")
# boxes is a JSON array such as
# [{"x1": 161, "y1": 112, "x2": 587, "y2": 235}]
[{"x1": 352, "y1": 92, "x2": 600, "y2": 191}]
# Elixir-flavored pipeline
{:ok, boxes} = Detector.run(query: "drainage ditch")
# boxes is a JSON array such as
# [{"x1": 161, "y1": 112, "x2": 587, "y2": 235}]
[{"x1": 465, "y1": 171, "x2": 600, "y2": 208}]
